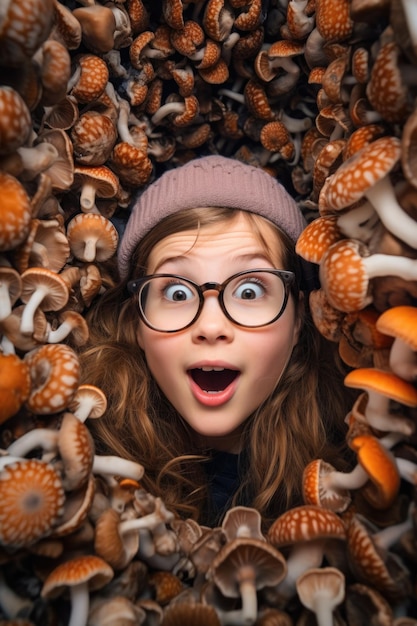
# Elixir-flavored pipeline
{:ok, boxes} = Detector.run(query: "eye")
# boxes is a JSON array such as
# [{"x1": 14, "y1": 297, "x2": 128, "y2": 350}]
[
  {"x1": 233, "y1": 279, "x2": 265, "y2": 300},
  {"x1": 164, "y1": 282, "x2": 195, "y2": 302}
]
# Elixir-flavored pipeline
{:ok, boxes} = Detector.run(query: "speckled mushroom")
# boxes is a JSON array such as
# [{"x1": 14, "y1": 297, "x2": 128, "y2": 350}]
[
  {"x1": 67, "y1": 213, "x2": 119, "y2": 263},
  {"x1": 67, "y1": 54, "x2": 109, "y2": 104},
  {"x1": 41, "y1": 555, "x2": 114, "y2": 626},
  {"x1": 71, "y1": 111, "x2": 117, "y2": 166},
  {"x1": 0, "y1": 457, "x2": 65, "y2": 549},
  {"x1": 319, "y1": 238, "x2": 417, "y2": 312},
  {"x1": 24, "y1": 342, "x2": 81, "y2": 414},
  {"x1": 324, "y1": 136, "x2": 417, "y2": 249},
  {"x1": 296, "y1": 216, "x2": 343, "y2": 265},
  {"x1": 0, "y1": 172, "x2": 32, "y2": 252},
  {"x1": 267, "y1": 505, "x2": 346, "y2": 603},
  {"x1": 0, "y1": 0, "x2": 55, "y2": 65},
  {"x1": 0, "y1": 86, "x2": 32, "y2": 156}
]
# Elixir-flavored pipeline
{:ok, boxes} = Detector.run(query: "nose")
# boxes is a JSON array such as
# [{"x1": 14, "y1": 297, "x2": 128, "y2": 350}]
[{"x1": 191, "y1": 291, "x2": 234, "y2": 343}]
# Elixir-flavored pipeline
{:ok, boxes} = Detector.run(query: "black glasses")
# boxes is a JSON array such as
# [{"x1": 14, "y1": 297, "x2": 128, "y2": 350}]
[{"x1": 127, "y1": 269, "x2": 295, "y2": 333}]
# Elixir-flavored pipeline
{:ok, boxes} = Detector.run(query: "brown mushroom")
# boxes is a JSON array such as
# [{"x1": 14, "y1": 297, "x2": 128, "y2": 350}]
[
  {"x1": 0, "y1": 352, "x2": 31, "y2": 425},
  {"x1": 41, "y1": 555, "x2": 114, "y2": 626},
  {"x1": 296, "y1": 566, "x2": 345, "y2": 626},
  {"x1": 67, "y1": 213, "x2": 119, "y2": 263},
  {"x1": 19, "y1": 267, "x2": 69, "y2": 335},
  {"x1": 0, "y1": 172, "x2": 32, "y2": 251},
  {"x1": 73, "y1": 165, "x2": 119, "y2": 214}
]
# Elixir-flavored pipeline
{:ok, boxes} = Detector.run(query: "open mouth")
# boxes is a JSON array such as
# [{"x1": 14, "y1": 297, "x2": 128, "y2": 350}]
[{"x1": 189, "y1": 367, "x2": 240, "y2": 393}]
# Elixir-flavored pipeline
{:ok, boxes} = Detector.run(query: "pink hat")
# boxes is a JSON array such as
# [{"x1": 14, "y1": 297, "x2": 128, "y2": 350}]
[{"x1": 118, "y1": 155, "x2": 306, "y2": 279}]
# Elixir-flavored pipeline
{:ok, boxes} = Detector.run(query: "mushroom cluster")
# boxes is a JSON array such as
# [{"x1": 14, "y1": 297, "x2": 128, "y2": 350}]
[{"x1": 1, "y1": 0, "x2": 417, "y2": 624}]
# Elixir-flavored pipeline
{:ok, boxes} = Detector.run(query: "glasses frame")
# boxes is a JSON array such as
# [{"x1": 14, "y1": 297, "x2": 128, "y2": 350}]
[{"x1": 127, "y1": 268, "x2": 295, "y2": 333}]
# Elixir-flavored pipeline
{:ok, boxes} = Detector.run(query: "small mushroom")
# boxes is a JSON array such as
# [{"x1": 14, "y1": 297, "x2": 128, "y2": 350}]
[
  {"x1": 0, "y1": 266, "x2": 22, "y2": 322},
  {"x1": 209, "y1": 537, "x2": 287, "y2": 625},
  {"x1": 67, "y1": 213, "x2": 119, "y2": 263},
  {"x1": 69, "y1": 383, "x2": 107, "y2": 422},
  {"x1": 41, "y1": 555, "x2": 114, "y2": 626},
  {"x1": 19, "y1": 267, "x2": 69, "y2": 335},
  {"x1": 72, "y1": 165, "x2": 119, "y2": 214},
  {"x1": 296, "y1": 566, "x2": 345, "y2": 626},
  {"x1": 46, "y1": 310, "x2": 89, "y2": 346}
]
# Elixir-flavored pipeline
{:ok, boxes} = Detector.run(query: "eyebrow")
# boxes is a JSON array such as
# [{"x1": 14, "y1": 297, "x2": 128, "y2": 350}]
[{"x1": 153, "y1": 252, "x2": 276, "y2": 272}]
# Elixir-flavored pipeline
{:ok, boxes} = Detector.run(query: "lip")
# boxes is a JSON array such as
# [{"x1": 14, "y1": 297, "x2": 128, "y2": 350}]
[{"x1": 187, "y1": 361, "x2": 241, "y2": 408}]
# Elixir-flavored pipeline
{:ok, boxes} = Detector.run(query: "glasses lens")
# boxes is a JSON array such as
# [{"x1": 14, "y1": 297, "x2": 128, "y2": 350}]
[
  {"x1": 139, "y1": 276, "x2": 200, "y2": 331},
  {"x1": 223, "y1": 271, "x2": 288, "y2": 327}
]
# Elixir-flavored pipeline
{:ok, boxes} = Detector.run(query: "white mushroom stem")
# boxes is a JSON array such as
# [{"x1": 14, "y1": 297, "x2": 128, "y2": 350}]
[
  {"x1": 79, "y1": 183, "x2": 99, "y2": 212},
  {"x1": 372, "y1": 504, "x2": 414, "y2": 551},
  {"x1": 151, "y1": 102, "x2": 185, "y2": 126},
  {"x1": 7, "y1": 429, "x2": 59, "y2": 457},
  {"x1": 337, "y1": 202, "x2": 379, "y2": 242},
  {"x1": 0, "y1": 283, "x2": 13, "y2": 321},
  {"x1": 92, "y1": 455, "x2": 144, "y2": 481},
  {"x1": 235, "y1": 566, "x2": 259, "y2": 625},
  {"x1": 0, "y1": 456, "x2": 24, "y2": 471},
  {"x1": 68, "y1": 582, "x2": 90, "y2": 626},
  {"x1": 46, "y1": 319, "x2": 78, "y2": 344},
  {"x1": 275, "y1": 541, "x2": 325, "y2": 600},
  {"x1": 0, "y1": 334, "x2": 15, "y2": 355},
  {"x1": 389, "y1": 338, "x2": 417, "y2": 382},
  {"x1": 20, "y1": 285, "x2": 51, "y2": 334},
  {"x1": 395, "y1": 457, "x2": 417, "y2": 485},
  {"x1": 364, "y1": 174, "x2": 417, "y2": 249},
  {"x1": 363, "y1": 389, "x2": 415, "y2": 435}
]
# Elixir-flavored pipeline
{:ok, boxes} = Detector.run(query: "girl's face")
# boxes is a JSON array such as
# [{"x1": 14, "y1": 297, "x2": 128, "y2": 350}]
[{"x1": 136, "y1": 212, "x2": 302, "y2": 453}]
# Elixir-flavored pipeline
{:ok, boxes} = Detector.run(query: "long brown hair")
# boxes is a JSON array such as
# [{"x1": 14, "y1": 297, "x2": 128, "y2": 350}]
[{"x1": 80, "y1": 208, "x2": 353, "y2": 527}]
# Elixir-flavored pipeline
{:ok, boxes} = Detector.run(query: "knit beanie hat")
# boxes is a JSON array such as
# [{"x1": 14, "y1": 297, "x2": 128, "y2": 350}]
[{"x1": 118, "y1": 155, "x2": 307, "y2": 280}]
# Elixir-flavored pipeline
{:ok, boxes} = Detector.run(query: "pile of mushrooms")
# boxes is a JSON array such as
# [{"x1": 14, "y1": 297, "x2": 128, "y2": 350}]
[{"x1": 0, "y1": 0, "x2": 417, "y2": 623}]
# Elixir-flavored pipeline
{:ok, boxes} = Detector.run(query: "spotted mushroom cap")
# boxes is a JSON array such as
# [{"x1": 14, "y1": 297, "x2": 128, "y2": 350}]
[
  {"x1": 267, "y1": 504, "x2": 346, "y2": 548},
  {"x1": 41, "y1": 554, "x2": 114, "y2": 599},
  {"x1": 0, "y1": 458, "x2": 65, "y2": 548}
]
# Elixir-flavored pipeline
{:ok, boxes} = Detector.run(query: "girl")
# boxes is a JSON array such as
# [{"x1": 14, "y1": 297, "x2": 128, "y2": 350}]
[{"x1": 80, "y1": 155, "x2": 353, "y2": 528}]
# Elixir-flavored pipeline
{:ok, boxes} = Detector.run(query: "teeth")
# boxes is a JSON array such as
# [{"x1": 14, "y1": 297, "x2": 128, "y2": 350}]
[{"x1": 200, "y1": 367, "x2": 225, "y2": 372}]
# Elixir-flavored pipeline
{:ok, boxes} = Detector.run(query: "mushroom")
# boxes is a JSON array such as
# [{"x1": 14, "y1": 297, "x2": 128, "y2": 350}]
[
  {"x1": 67, "y1": 54, "x2": 109, "y2": 104},
  {"x1": 72, "y1": 165, "x2": 119, "y2": 214},
  {"x1": 0, "y1": 86, "x2": 32, "y2": 155},
  {"x1": 345, "y1": 582, "x2": 394, "y2": 626},
  {"x1": 0, "y1": 352, "x2": 31, "y2": 425},
  {"x1": 295, "y1": 566, "x2": 345, "y2": 626},
  {"x1": 267, "y1": 505, "x2": 346, "y2": 603},
  {"x1": 319, "y1": 238, "x2": 417, "y2": 313},
  {"x1": 375, "y1": 306, "x2": 417, "y2": 381},
  {"x1": 19, "y1": 267, "x2": 69, "y2": 335},
  {"x1": 208, "y1": 537, "x2": 287, "y2": 625},
  {"x1": 41, "y1": 555, "x2": 114, "y2": 626},
  {"x1": 323, "y1": 136, "x2": 417, "y2": 249},
  {"x1": 221, "y1": 506, "x2": 264, "y2": 541},
  {"x1": 69, "y1": 383, "x2": 107, "y2": 422},
  {"x1": 302, "y1": 430, "x2": 401, "y2": 513},
  {"x1": 71, "y1": 111, "x2": 117, "y2": 167},
  {"x1": 346, "y1": 512, "x2": 412, "y2": 602},
  {"x1": 24, "y1": 343, "x2": 81, "y2": 414},
  {"x1": 295, "y1": 216, "x2": 343, "y2": 265},
  {"x1": 0, "y1": 171, "x2": 32, "y2": 251},
  {"x1": 0, "y1": 457, "x2": 65, "y2": 548},
  {"x1": 67, "y1": 213, "x2": 119, "y2": 263},
  {"x1": 344, "y1": 367, "x2": 417, "y2": 435},
  {"x1": 46, "y1": 310, "x2": 89, "y2": 346},
  {"x1": 162, "y1": 602, "x2": 221, "y2": 626}
]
